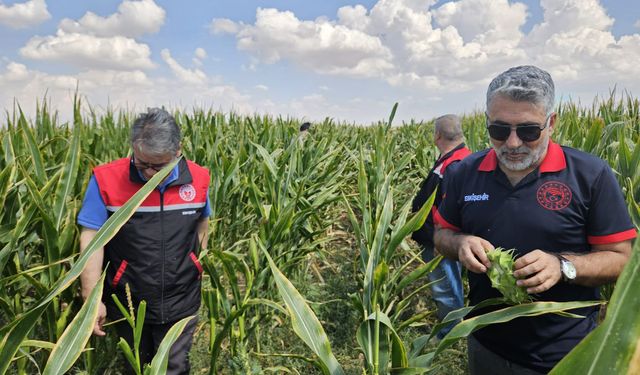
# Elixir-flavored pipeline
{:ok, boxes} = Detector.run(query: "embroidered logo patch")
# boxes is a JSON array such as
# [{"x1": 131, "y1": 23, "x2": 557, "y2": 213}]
[
  {"x1": 179, "y1": 184, "x2": 196, "y2": 202},
  {"x1": 536, "y1": 181, "x2": 572, "y2": 210},
  {"x1": 464, "y1": 193, "x2": 490, "y2": 202}
]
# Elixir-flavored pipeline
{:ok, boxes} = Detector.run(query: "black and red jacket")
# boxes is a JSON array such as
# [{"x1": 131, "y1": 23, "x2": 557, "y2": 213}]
[
  {"x1": 93, "y1": 157, "x2": 209, "y2": 324},
  {"x1": 411, "y1": 143, "x2": 471, "y2": 254}
]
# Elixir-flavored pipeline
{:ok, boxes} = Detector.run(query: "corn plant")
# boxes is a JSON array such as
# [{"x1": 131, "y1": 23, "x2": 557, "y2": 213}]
[{"x1": 1, "y1": 91, "x2": 639, "y2": 374}]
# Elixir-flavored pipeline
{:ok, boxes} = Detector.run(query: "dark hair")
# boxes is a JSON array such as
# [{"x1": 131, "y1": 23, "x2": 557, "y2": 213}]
[
  {"x1": 299, "y1": 122, "x2": 311, "y2": 132},
  {"x1": 131, "y1": 107, "x2": 181, "y2": 155}
]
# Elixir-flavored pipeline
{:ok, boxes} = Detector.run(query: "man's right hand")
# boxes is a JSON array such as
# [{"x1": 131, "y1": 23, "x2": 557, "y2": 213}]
[
  {"x1": 455, "y1": 234, "x2": 494, "y2": 273},
  {"x1": 93, "y1": 302, "x2": 107, "y2": 336}
]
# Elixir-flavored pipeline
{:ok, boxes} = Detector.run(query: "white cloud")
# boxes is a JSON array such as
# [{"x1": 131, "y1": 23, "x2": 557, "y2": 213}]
[
  {"x1": 21, "y1": 31, "x2": 154, "y2": 70},
  {"x1": 0, "y1": 0, "x2": 50, "y2": 29},
  {"x1": 194, "y1": 48, "x2": 207, "y2": 60},
  {"x1": 255, "y1": 84, "x2": 268, "y2": 91},
  {"x1": 432, "y1": 0, "x2": 527, "y2": 50},
  {"x1": 192, "y1": 47, "x2": 207, "y2": 66},
  {"x1": 212, "y1": 8, "x2": 393, "y2": 77},
  {"x1": 635, "y1": 19, "x2": 640, "y2": 29},
  {"x1": 215, "y1": 0, "x2": 640, "y2": 95},
  {"x1": 19, "y1": 0, "x2": 164, "y2": 71},
  {"x1": 59, "y1": 0, "x2": 165, "y2": 38},
  {"x1": 161, "y1": 49, "x2": 207, "y2": 85},
  {"x1": 523, "y1": 0, "x2": 640, "y2": 83},
  {"x1": 210, "y1": 18, "x2": 239, "y2": 34}
]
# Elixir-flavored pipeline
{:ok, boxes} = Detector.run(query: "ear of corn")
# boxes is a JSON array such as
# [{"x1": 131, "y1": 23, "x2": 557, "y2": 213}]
[{"x1": 486, "y1": 248, "x2": 531, "y2": 305}]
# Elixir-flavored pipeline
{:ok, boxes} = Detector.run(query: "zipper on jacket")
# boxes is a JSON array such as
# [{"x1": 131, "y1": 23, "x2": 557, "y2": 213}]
[{"x1": 160, "y1": 190, "x2": 165, "y2": 324}]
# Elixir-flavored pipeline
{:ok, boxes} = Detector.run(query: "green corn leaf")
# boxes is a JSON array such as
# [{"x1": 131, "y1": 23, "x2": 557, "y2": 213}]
[
  {"x1": 145, "y1": 316, "x2": 194, "y2": 375},
  {"x1": 21, "y1": 340, "x2": 55, "y2": 350},
  {"x1": 251, "y1": 141, "x2": 278, "y2": 178},
  {"x1": 582, "y1": 118, "x2": 604, "y2": 153},
  {"x1": 134, "y1": 301, "x2": 147, "y2": 360},
  {"x1": 357, "y1": 310, "x2": 408, "y2": 372},
  {"x1": 0, "y1": 303, "x2": 49, "y2": 375},
  {"x1": 117, "y1": 338, "x2": 138, "y2": 374},
  {"x1": 618, "y1": 132, "x2": 632, "y2": 179},
  {"x1": 390, "y1": 368, "x2": 429, "y2": 375},
  {"x1": 53, "y1": 114, "x2": 82, "y2": 230},
  {"x1": 261, "y1": 243, "x2": 344, "y2": 375},
  {"x1": 0, "y1": 163, "x2": 15, "y2": 218},
  {"x1": 432, "y1": 301, "x2": 601, "y2": 361},
  {"x1": 386, "y1": 188, "x2": 435, "y2": 263},
  {"x1": 388, "y1": 102, "x2": 399, "y2": 128},
  {"x1": 365, "y1": 185, "x2": 393, "y2": 311},
  {"x1": 550, "y1": 239, "x2": 640, "y2": 374},
  {"x1": 42, "y1": 272, "x2": 106, "y2": 375},
  {"x1": 17, "y1": 107, "x2": 46, "y2": 184},
  {"x1": 396, "y1": 254, "x2": 441, "y2": 291}
]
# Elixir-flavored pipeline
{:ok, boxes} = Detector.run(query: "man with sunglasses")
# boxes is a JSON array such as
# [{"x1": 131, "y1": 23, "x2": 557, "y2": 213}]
[
  {"x1": 78, "y1": 108, "x2": 210, "y2": 374},
  {"x1": 411, "y1": 114, "x2": 470, "y2": 340},
  {"x1": 434, "y1": 66, "x2": 635, "y2": 374}
]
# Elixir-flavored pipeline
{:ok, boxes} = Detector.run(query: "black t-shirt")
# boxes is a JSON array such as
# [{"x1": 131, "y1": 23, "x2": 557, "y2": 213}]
[{"x1": 435, "y1": 142, "x2": 636, "y2": 372}]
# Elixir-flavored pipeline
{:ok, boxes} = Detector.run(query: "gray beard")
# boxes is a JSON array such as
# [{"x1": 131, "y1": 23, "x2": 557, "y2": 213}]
[{"x1": 495, "y1": 133, "x2": 549, "y2": 172}]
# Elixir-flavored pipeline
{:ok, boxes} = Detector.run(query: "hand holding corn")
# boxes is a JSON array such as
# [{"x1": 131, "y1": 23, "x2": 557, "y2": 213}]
[
  {"x1": 454, "y1": 234, "x2": 494, "y2": 273},
  {"x1": 513, "y1": 249, "x2": 562, "y2": 294}
]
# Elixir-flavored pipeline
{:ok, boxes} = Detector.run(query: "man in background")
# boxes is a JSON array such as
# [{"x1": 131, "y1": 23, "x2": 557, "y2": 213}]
[{"x1": 411, "y1": 114, "x2": 471, "y2": 339}]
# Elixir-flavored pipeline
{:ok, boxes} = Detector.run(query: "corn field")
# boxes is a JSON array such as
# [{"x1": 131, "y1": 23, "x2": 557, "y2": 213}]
[{"x1": 0, "y1": 93, "x2": 639, "y2": 374}]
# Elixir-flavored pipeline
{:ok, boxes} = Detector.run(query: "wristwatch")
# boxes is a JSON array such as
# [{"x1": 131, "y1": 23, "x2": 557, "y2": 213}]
[{"x1": 556, "y1": 254, "x2": 577, "y2": 282}]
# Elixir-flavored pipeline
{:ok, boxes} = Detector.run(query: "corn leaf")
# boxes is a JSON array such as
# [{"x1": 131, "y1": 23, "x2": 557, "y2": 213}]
[
  {"x1": 261, "y1": 244, "x2": 344, "y2": 375},
  {"x1": 357, "y1": 310, "x2": 408, "y2": 372},
  {"x1": 432, "y1": 301, "x2": 602, "y2": 361},
  {"x1": 386, "y1": 188, "x2": 435, "y2": 263},
  {"x1": 53, "y1": 112, "x2": 82, "y2": 230},
  {"x1": 17, "y1": 107, "x2": 46, "y2": 184},
  {"x1": 43, "y1": 272, "x2": 105, "y2": 375},
  {"x1": 145, "y1": 316, "x2": 194, "y2": 375}
]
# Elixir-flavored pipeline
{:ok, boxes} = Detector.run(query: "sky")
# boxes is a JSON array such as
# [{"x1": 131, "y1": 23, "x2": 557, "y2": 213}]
[{"x1": 0, "y1": 0, "x2": 639, "y2": 124}]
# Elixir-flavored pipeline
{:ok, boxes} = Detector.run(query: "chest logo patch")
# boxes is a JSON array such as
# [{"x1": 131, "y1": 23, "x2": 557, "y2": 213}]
[
  {"x1": 179, "y1": 184, "x2": 196, "y2": 202},
  {"x1": 536, "y1": 181, "x2": 572, "y2": 210}
]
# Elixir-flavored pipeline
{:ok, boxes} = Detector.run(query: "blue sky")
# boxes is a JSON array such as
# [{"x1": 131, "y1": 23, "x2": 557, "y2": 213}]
[{"x1": 1, "y1": 0, "x2": 639, "y2": 124}]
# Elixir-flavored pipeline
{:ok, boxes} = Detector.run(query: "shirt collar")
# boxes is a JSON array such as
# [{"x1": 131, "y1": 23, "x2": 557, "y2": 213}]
[
  {"x1": 438, "y1": 142, "x2": 466, "y2": 163},
  {"x1": 478, "y1": 141, "x2": 566, "y2": 173}
]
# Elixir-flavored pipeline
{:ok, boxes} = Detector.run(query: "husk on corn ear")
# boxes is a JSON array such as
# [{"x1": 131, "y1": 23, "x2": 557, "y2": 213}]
[{"x1": 486, "y1": 247, "x2": 532, "y2": 304}]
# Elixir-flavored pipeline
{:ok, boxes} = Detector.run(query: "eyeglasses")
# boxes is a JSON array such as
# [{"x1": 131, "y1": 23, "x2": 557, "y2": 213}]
[
  {"x1": 131, "y1": 155, "x2": 174, "y2": 172},
  {"x1": 486, "y1": 114, "x2": 551, "y2": 142}
]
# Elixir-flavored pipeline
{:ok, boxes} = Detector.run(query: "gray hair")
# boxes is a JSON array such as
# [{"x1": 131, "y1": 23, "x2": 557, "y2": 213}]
[
  {"x1": 131, "y1": 108, "x2": 181, "y2": 155},
  {"x1": 486, "y1": 65, "x2": 555, "y2": 115},
  {"x1": 434, "y1": 114, "x2": 463, "y2": 142}
]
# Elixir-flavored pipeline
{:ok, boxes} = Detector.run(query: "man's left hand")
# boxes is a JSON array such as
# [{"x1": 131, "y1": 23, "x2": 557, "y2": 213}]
[{"x1": 513, "y1": 250, "x2": 562, "y2": 294}]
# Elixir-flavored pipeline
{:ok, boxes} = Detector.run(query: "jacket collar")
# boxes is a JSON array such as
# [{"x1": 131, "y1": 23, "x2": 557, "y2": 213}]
[
  {"x1": 477, "y1": 141, "x2": 566, "y2": 173},
  {"x1": 437, "y1": 142, "x2": 466, "y2": 163}
]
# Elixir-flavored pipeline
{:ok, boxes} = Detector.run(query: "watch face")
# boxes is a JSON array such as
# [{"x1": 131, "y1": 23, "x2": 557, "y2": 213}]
[{"x1": 562, "y1": 260, "x2": 577, "y2": 280}]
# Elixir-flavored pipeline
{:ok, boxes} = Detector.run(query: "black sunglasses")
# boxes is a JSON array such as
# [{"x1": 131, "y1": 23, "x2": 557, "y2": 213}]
[
  {"x1": 131, "y1": 155, "x2": 174, "y2": 172},
  {"x1": 486, "y1": 115, "x2": 551, "y2": 142}
]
